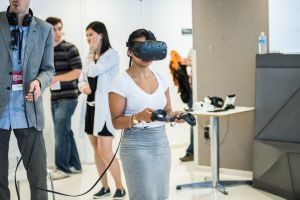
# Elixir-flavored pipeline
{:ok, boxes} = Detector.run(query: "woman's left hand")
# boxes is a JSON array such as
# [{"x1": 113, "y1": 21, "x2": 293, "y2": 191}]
[{"x1": 170, "y1": 110, "x2": 185, "y2": 123}]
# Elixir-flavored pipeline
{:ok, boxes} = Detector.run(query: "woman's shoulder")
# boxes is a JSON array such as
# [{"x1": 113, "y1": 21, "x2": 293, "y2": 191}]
[
  {"x1": 109, "y1": 72, "x2": 129, "y2": 96},
  {"x1": 112, "y1": 72, "x2": 128, "y2": 84},
  {"x1": 104, "y1": 48, "x2": 119, "y2": 58}
]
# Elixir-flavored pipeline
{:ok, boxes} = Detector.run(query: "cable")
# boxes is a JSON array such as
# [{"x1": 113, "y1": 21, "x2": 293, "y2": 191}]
[
  {"x1": 204, "y1": 116, "x2": 230, "y2": 146},
  {"x1": 14, "y1": 92, "x2": 123, "y2": 198},
  {"x1": 197, "y1": 119, "x2": 206, "y2": 129},
  {"x1": 219, "y1": 116, "x2": 230, "y2": 146}
]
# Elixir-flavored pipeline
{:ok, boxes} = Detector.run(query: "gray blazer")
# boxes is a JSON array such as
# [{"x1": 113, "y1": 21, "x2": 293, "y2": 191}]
[{"x1": 0, "y1": 12, "x2": 54, "y2": 131}]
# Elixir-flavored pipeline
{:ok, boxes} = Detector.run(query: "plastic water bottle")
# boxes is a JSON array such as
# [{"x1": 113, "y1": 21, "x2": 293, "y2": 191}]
[{"x1": 258, "y1": 32, "x2": 267, "y2": 54}]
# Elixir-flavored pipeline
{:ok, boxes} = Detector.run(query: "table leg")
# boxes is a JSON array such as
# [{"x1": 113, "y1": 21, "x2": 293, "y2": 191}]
[
  {"x1": 211, "y1": 116, "x2": 219, "y2": 188},
  {"x1": 176, "y1": 117, "x2": 251, "y2": 195}
]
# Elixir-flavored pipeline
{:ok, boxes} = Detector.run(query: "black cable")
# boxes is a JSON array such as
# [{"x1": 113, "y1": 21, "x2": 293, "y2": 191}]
[
  {"x1": 197, "y1": 119, "x2": 206, "y2": 129},
  {"x1": 14, "y1": 92, "x2": 123, "y2": 198},
  {"x1": 18, "y1": 28, "x2": 23, "y2": 65},
  {"x1": 220, "y1": 116, "x2": 230, "y2": 146},
  {"x1": 204, "y1": 116, "x2": 230, "y2": 146}
]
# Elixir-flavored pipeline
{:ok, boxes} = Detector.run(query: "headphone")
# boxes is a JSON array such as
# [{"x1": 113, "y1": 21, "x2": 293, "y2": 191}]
[
  {"x1": 6, "y1": 6, "x2": 33, "y2": 26},
  {"x1": 209, "y1": 96, "x2": 224, "y2": 108}
]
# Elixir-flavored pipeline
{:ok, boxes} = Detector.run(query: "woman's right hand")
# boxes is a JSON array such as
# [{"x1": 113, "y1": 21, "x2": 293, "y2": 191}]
[
  {"x1": 81, "y1": 84, "x2": 92, "y2": 95},
  {"x1": 136, "y1": 108, "x2": 154, "y2": 123},
  {"x1": 89, "y1": 36, "x2": 99, "y2": 52}
]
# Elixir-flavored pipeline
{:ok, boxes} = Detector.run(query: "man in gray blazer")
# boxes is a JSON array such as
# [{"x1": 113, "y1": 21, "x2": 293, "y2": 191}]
[{"x1": 0, "y1": 0, "x2": 54, "y2": 199}]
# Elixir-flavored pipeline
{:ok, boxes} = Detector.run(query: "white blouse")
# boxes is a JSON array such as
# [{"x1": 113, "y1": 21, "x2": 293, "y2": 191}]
[
  {"x1": 78, "y1": 48, "x2": 119, "y2": 136},
  {"x1": 109, "y1": 69, "x2": 169, "y2": 128}
]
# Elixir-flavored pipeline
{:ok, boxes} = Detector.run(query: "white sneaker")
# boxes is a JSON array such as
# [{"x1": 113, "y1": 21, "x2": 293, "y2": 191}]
[
  {"x1": 50, "y1": 170, "x2": 70, "y2": 180},
  {"x1": 69, "y1": 167, "x2": 82, "y2": 174}
]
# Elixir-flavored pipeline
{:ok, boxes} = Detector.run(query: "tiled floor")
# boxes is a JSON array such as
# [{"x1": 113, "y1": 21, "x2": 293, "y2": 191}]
[{"x1": 9, "y1": 146, "x2": 284, "y2": 200}]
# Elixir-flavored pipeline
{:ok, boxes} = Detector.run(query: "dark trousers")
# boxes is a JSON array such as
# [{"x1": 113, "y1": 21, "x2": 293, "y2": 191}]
[
  {"x1": 0, "y1": 128, "x2": 48, "y2": 200},
  {"x1": 51, "y1": 99, "x2": 81, "y2": 172},
  {"x1": 186, "y1": 98, "x2": 194, "y2": 155}
]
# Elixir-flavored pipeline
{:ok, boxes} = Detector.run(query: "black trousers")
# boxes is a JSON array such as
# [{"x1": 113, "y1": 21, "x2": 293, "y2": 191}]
[
  {"x1": 186, "y1": 97, "x2": 194, "y2": 155},
  {"x1": 0, "y1": 128, "x2": 48, "y2": 200}
]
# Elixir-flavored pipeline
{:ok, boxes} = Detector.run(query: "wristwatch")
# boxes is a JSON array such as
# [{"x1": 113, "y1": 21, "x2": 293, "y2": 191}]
[{"x1": 132, "y1": 114, "x2": 140, "y2": 124}]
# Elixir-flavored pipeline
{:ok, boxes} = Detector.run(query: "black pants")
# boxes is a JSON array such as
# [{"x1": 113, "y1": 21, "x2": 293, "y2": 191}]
[
  {"x1": 186, "y1": 97, "x2": 194, "y2": 155},
  {"x1": 0, "y1": 128, "x2": 48, "y2": 200}
]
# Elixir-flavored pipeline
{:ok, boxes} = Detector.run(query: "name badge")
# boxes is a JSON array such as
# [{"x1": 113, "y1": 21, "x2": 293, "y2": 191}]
[{"x1": 12, "y1": 71, "x2": 23, "y2": 91}]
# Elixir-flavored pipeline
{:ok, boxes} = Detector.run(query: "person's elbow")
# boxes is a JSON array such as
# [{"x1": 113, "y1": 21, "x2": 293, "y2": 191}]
[
  {"x1": 112, "y1": 121, "x2": 119, "y2": 130},
  {"x1": 111, "y1": 118, "x2": 122, "y2": 130},
  {"x1": 74, "y1": 69, "x2": 81, "y2": 79},
  {"x1": 111, "y1": 116, "x2": 124, "y2": 130}
]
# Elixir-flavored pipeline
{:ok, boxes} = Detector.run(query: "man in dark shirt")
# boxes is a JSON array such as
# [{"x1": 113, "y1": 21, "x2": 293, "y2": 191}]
[{"x1": 46, "y1": 17, "x2": 82, "y2": 179}]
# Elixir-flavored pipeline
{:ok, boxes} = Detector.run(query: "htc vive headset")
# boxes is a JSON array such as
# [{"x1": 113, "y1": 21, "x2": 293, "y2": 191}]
[{"x1": 126, "y1": 29, "x2": 167, "y2": 61}]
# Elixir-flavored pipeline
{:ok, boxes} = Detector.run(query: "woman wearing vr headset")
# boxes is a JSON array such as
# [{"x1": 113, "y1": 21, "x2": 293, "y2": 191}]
[
  {"x1": 78, "y1": 21, "x2": 126, "y2": 199},
  {"x1": 109, "y1": 29, "x2": 183, "y2": 200}
]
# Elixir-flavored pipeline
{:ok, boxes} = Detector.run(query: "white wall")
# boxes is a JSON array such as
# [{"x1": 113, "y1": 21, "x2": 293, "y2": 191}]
[
  {"x1": 1, "y1": 0, "x2": 193, "y2": 165},
  {"x1": 269, "y1": 0, "x2": 300, "y2": 52}
]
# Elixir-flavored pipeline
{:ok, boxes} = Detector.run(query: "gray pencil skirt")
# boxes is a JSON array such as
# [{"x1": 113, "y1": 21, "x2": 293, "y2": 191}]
[{"x1": 120, "y1": 126, "x2": 171, "y2": 200}]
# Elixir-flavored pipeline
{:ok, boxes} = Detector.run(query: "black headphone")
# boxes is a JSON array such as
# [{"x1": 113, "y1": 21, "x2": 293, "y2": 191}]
[
  {"x1": 6, "y1": 6, "x2": 33, "y2": 26},
  {"x1": 209, "y1": 96, "x2": 224, "y2": 108}
]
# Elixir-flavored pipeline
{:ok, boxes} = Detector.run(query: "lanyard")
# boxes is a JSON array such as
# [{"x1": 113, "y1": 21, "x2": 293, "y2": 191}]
[
  {"x1": 11, "y1": 27, "x2": 24, "y2": 65},
  {"x1": 18, "y1": 28, "x2": 23, "y2": 65}
]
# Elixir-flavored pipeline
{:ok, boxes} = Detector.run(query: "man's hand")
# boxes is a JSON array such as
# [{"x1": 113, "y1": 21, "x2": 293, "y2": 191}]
[
  {"x1": 25, "y1": 80, "x2": 41, "y2": 101},
  {"x1": 51, "y1": 76, "x2": 59, "y2": 85}
]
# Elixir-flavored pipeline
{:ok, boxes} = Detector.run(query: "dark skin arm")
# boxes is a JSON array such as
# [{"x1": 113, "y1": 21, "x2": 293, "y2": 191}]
[{"x1": 109, "y1": 88, "x2": 183, "y2": 130}]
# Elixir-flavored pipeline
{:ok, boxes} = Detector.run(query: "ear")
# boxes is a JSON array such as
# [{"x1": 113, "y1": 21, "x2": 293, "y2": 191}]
[
  {"x1": 99, "y1": 34, "x2": 103, "y2": 40},
  {"x1": 127, "y1": 50, "x2": 132, "y2": 57}
]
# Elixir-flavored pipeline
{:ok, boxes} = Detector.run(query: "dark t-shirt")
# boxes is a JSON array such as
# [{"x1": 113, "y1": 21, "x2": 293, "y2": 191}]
[
  {"x1": 51, "y1": 41, "x2": 82, "y2": 101},
  {"x1": 177, "y1": 64, "x2": 192, "y2": 104}
]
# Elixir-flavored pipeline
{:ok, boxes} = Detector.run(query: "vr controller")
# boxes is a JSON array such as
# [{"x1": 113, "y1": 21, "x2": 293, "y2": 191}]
[{"x1": 151, "y1": 109, "x2": 196, "y2": 126}]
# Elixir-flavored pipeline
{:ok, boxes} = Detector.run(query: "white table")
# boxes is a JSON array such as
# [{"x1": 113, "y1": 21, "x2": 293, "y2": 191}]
[{"x1": 176, "y1": 106, "x2": 255, "y2": 195}]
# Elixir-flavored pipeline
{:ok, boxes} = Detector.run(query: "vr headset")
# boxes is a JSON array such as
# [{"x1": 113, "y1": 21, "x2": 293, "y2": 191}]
[
  {"x1": 126, "y1": 29, "x2": 167, "y2": 61},
  {"x1": 127, "y1": 40, "x2": 167, "y2": 61}
]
